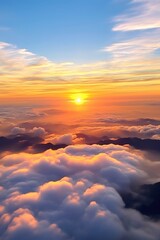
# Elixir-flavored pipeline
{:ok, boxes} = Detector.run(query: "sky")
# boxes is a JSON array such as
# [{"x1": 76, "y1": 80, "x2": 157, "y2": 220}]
[
  {"x1": 0, "y1": 0, "x2": 159, "y2": 116},
  {"x1": 0, "y1": 0, "x2": 125, "y2": 62},
  {"x1": 0, "y1": 1, "x2": 160, "y2": 240}
]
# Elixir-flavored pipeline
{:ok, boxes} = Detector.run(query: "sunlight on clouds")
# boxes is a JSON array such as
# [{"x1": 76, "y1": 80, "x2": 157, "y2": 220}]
[
  {"x1": 1, "y1": 144, "x2": 160, "y2": 239},
  {"x1": 0, "y1": 41, "x2": 159, "y2": 106}
]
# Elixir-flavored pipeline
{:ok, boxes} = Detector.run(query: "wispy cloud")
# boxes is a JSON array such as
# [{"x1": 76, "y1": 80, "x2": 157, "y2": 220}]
[
  {"x1": 101, "y1": 0, "x2": 160, "y2": 89},
  {"x1": 113, "y1": 0, "x2": 160, "y2": 32},
  {"x1": 0, "y1": 42, "x2": 107, "y2": 80},
  {"x1": 0, "y1": 41, "x2": 160, "y2": 102},
  {"x1": 103, "y1": 32, "x2": 160, "y2": 59}
]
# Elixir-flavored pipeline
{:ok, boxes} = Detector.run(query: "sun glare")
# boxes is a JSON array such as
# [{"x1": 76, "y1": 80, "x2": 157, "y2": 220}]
[
  {"x1": 75, "y1": 97, "x2": 83, "y2": 105},
  {"x1": 70, "y1": 93, "x2": 88, "y2": 105}
]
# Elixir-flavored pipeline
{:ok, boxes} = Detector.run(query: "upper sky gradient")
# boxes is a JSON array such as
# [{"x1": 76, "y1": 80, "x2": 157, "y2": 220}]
[
  {"x1": 1, "y1": 0, "x2": 160, "y2": 62},
  {"x1": 0, "y1": 0, "x2": 160, "y2": 118},
  {"x1": 0, "y1": 0, "x2": 127, "y2": 62}
]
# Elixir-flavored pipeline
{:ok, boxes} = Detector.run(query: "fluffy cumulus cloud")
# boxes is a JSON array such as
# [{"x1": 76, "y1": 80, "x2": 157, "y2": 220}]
[
  {"x1": 0, "y1": 144, "x2": 160, "y2": 240},
  {"x1": 50, "y1": 133, "x2": 84, "y2": 145},
  {"x1": 11, "y1": 126, "x2": 47, "y2": 137},
  {"x1": 30, "y1": 127, "x2": 47, "y2": 137},
  {"x1": 11, "y1": 127, "x2": 26, "y2": 135},
  {"x1": 51, "y1": 133, "x2": 75, "y2": 145}
]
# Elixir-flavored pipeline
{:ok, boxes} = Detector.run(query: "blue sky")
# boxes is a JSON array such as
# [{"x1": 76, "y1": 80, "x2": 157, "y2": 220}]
[{"x1": 0, "y1": 0, "x2": 130, "y2": 63}]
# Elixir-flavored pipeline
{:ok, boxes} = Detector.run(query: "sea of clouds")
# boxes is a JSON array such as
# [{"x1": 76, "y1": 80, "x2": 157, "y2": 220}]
[{"x1": 0, "y1": 144, "x2": 160, "y2": 240}]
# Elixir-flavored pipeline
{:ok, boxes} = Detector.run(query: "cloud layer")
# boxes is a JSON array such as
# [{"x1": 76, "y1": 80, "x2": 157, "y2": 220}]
[
  {"x1": 0, "y1": 144, "x2": 160, "y2": 240},
  {"x1": 0, "y1": 39, "x2": 160, "y2": 104},
  {"x1": 77, "y1": 124, "x2": 160, "y2": 139}
]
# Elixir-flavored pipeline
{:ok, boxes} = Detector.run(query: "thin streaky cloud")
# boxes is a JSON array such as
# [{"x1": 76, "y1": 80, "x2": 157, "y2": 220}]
[
  {"x1": 103, "y1": 32, "x2": 160, "y2": 59},
  {"x1": 113, "y1": 0, "x2": 160, "y2": 32},
  {"x1": 0, "y1": 41, "x2": 159, "y2": 100}
]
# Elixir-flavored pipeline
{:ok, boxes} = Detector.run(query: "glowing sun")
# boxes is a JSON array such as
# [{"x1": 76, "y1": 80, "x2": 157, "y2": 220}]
[
  {"x1": 75, "y1": 97, "x2": 84, "y2": 105},
  {"x1": 70, "y1": 93, "x2": 88, "y2": 105}
]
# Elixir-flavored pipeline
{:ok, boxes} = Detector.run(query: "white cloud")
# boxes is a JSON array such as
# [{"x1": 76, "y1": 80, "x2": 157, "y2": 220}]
[
  {"x1": 103, "y1": 33, "x2": 160, "y2": 60},
  {"x1": 51, "y1": 134, "x2": 75, "y2": 145},
  {"x1": 113, "y1": 0, "x2": 160, "y2": 32},
  {"x1": 0, "y1": 41, "x2": 160, "y2": 93},
  {"x1": 50, "y1": 133, "x2": 84, "y2": 145}
]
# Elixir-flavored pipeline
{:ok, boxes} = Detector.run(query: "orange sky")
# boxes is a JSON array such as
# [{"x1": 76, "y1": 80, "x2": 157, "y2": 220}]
[{"x1": 0, "y1": 42, "x2": 160, "y2": 122}]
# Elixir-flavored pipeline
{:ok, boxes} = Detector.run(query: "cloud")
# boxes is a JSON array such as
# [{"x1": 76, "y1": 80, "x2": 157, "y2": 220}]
[
  {"x1": 0, "y1": 144, "x2": 160, "y2": 239},
  {"x1": 11, "y1": 127, "x2": 26, "y2": 135},
  {"x1": 113, "y1": 0, "x2": 160, "y2": 32},
  {"x1": 0, "y1": 105, "x2": 46, "y2": 124},
  {"x1": 0, "y1": 42, "x2": 49, "y2": 71},
  {"x1": 30, "y1": 127, "x2": 47, "y2": 137},
  {"x1": 0, "y1": 41, "x2": 160, "y2": 103},
  {"x1": 1, "y1": 208, "x2": 67, "y2": 240},
  {"x1": 102, "y1": 0, "x2": 160, "y2": 78},
  {"x1": 0, "y1": 41, "x2": 106, "y2": 83},
  {"x1": 103, "y1": 33, "x2": 160, "y2": 59},
  {"x1": 77, "y1": 124, "x2": 160, "y2": 139},
  {"x1": 51, "y1": 134, "x2": 75, "y2": 145},
  {"x1": 11, "y1": 127, "x2": 47, "y2": 137},
  {"x1": 76, "y1": 124, "x2": 160, "y2": 141},
  {"x1": 50, "y1": 133, "x2": 84, "y2": 145},
  {"x1": 98, "y1": 118, "x2": 160, "y2": 126},
  {"x1": 152, "y1": 134, "x2": 160, "y2": 140},
  {"x1": 3, "y1": 123, "x2": 160, "y2": 155}
]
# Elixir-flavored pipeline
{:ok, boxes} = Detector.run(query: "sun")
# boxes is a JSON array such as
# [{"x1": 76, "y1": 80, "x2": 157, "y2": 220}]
[
  {"x1": 70, "y1": 93, "x2": 87, "y2": 105},
  {"x1": 75, "y1": 97, "x2": 84, "y2": 105}
]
